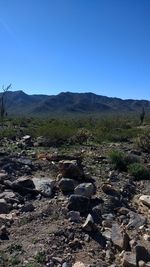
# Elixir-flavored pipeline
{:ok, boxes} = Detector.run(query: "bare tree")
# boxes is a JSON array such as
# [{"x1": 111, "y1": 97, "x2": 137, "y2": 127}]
[{"x1": 0, "y1": 84, "x2": 11, "y2": 127}]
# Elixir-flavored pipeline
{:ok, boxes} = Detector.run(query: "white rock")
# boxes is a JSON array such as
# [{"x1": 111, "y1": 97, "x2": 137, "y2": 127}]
[
  {"x1": 139, "y1": 195, "x2": 150, "y2": 208},
  {"x1": 73, "y1": 262, "x2": 86, "y2": 267},
  {"x1": 32, "y1": 177, "x2": 55, "y2": 197}
]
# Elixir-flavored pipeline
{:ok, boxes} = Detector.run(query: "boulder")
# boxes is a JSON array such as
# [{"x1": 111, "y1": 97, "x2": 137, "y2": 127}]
[
  {"x1": 74, "y1": 183, "x2": 95, "y2": 198},
  {"x1": 68, "y1": 194, "x2": 90, "y2": 212},
  {"x1": 59, "y1": 160, "x2": 84, "y2": 180},
  {"x1": 32, "y1": 177, "x2": 55, "y2": 197},
  {"x1": 58, "y1": 178, "x2": 74, "y2": 193}
]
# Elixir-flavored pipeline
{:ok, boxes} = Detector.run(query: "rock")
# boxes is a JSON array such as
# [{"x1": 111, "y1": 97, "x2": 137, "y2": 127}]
[
  {"x1": 118, "y1": 207, "x2": 130, "y2": 215},
  {"x1": 69, "y1": 238, "x2": 82, "y2": 249},
  {"x1": 0, "y1": 199, "x2": 9, "y2": 214},
  {"x1": 73, "y1": 262, "x2": 85, "y2": 267},
  {"x1": 62, "y1": 263, "x2": 71, "y2": 267},
  {"x1": 127, "y1": 211, "x2": 146, "y2": 229},
  {"x1": 13, "y1": 176, "x2": 35, "y2": 189},
  {"x1": 102, "y1": 213, "x2": 115, "y2": 228},
  {"x1": 138, "y1": 261, "x2": 146, "y2": 267},
  {"x1": 58, "y1": 178, "x2": 74, "y2": 193},
  {"x1": 20, "y1": 203, "x2": 35, "y2": 212},
  {"x1": 0, "y1": 190, "x2": 18, "y2": 204},
  {"x1": 0, "y1": 213, "x2": 14, "y2": 224},
  {"x1": 32, "y1": 177, "x2": 55, "y2": 197},
  {"x1": 136, "y1": 244, "x2": 150, "y2": 263},
  {"x1": 111, "y1": 223, "x2": 130, "y2": 251},
  {"x1": 82, "y1": 214, "x2": 95, "y2": 232},
  {"x1": 22, "y1": 135, "x2": 31, "y2": 141},
  {"x1": 67, "y1": 211, "x2": 81, "y2": 222},
  {"x1": 0, "y1": 225, "x2": 9, "y2": 240},
  {"x1": 102, "y1": 228, "x2": 112, "y2": 241},
  {"x1": 100, "y1": 196, "x2": 122, "y2": 214},
  {"x1": 139, "y1": 195, "x2": 150, "y2": 208},
  {"x1": 59, "y1": 160, "x2": 84, "y2": 180},
  {"x1": 102, "y1": 183, "x2": 119, "y2": 197},
  {"x1": 143, "y1": 234, "x2": 150, "y2": 241},
  {"x1": 74, "y1": 183, "x2": 95, "y2": 198},
  {"x1": 122, "y1": 252, "x2": 136, "y2": 267},
  {"x1": 68, "y1": 194, "x2": 90, "y2": 212},
  {"x1": 91, "y1": 205, "x2": 102, "y2": 223},
  {"x1": 0, "y1": 172, "x2": 8, "y2": 181}
]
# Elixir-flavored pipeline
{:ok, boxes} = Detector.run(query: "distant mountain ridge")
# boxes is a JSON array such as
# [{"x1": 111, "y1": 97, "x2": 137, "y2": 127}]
[{"x1": 1, "y1": 90, "x2": 150, "y2": 117}]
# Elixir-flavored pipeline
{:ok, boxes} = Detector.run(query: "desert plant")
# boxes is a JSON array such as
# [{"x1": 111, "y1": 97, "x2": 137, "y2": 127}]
[
  {"x1": 109, "y1": 150, "x2": 127, "y2": 171},
  {"x1": 128, "y1": 163, "x2": 150, "y2": 180},
  {"x1": 34, "y1": 251, "x2": 46, "y2": 264},
  {"x1": 0, "y1": 84, "x2": 11, "y2": 127},
  {"x1": 136, "y1": 130, "x2": 150, "y2": 152},
  {"x1": 140, "y1": 107, "x2": 145, "y2": 125}
]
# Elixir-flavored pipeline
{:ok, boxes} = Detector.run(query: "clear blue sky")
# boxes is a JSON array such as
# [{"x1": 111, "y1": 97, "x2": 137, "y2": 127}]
[{"x1": 0, "y1": 0, "x2": 150, "y2": 99}]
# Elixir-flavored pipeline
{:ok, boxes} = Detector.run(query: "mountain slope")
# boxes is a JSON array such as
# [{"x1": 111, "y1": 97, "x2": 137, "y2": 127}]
[{"x1": 0, "y1": 90, "x2": 149, "y2": 117}]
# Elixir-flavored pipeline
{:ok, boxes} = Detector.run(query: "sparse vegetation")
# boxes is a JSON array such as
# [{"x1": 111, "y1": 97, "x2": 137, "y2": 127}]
[
  {"x1": 34, "y1": 251, "x2": 46, "y2": 264},
  {"x1": 128, "y1": 163, "x2": 150, "y2": 180},
  {"x1": 136, "y1": 129, "x2": 150, "y2": 152},
  {"x1": 109, "y1": 150, "x2": 127, "y2": 171}
]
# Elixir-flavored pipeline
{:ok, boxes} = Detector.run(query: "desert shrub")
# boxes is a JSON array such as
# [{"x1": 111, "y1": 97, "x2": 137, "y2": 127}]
[
  {"x1": 109, "y1": 150, "x2": 127, "y2": 171},
  {"x1": 128, "y1": 163, "x2": 150, "y2": 180},
  {"x1": 109, "y1": 149, "x2": 141, "y2": 172},
  {"x1": 94, "y1": 116, "x2": 140, "y2": 143},
  {"x1": 71, "y1": 128, "x2": 93, "y2": 144},
  {"x1": 136, "y1": 130, "x2": 150, "y2": 152},
  {"x1": 34, "y1": 251, "x2": 46, "y2": 264}
]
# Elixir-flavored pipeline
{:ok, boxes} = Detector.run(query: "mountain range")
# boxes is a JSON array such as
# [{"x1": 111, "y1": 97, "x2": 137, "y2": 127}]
[{"x1": 1, "y1": 90, "x2": 150, "y2": 117}]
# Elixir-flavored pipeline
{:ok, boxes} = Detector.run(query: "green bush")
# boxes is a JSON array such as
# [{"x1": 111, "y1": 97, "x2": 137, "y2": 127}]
[
  {"x1": 109, "y1": 150, "x2": 127, "y2": 171},
  {"x1": 128, "y1": 163, "x2": 150, "y2": 180}
]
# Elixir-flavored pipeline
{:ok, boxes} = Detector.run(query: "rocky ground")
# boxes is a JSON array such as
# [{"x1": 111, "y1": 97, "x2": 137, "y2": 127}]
[{"x1": 0, "y1": 135, "x2": 149, "y2": 267}]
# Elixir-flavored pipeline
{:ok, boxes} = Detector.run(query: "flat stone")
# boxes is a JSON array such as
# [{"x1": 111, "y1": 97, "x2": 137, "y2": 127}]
[
  {"x1": 127, "y1": 211, "x2": 146, "y2": 229},
  {"x1": 13, "y1": 176, "x2": 35, "y2": 189},
  {"x1": 139, "y1": 195, "x2": 150, "y2": 208},
  {"x1": 111, "y1": 223, "x2": 130, "y2": 250},
  {"x1": 122, "y1": 252, "x2": 136, "y2": 267},
  {"x1": 73, "y1": 262, "x2": 86, "y2": 267}
]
